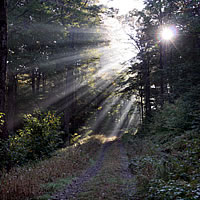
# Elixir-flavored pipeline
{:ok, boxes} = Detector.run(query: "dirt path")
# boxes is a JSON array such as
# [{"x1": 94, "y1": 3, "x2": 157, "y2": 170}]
[{"x1": 51, "y1": 139, "x2": 135, "y2": 200}]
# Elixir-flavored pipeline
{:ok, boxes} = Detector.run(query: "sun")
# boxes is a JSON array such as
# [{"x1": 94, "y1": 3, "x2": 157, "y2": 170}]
[{"x1": 161, "y1": 27, "x2": 174, "y2": 41}]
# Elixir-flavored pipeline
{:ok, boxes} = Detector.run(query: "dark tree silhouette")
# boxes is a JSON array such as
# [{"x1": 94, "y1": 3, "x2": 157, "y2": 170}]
[{"x1": 0, "y1": 0, "x2": 8, "y2": 139}]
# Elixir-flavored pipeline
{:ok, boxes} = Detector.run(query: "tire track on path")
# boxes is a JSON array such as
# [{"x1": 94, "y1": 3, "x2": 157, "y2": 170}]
[
  {"x1": 51, "y1": 141, "x2": 114, "y2": 200},
  {"x1": 119, "y1": 141, "x2": 136, "y2": 199},
  {"x1": 74, "y1": 139, "x2": 136, "y2": 199}
]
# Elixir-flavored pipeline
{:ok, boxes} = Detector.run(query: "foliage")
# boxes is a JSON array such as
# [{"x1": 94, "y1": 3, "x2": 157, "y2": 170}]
[
  {"x1": 7, "y1": 110, "x2": 63, "y2": 166},
  {"x1": 119, "y1": 0, "x2": 200, "y2": 121},
  {"x1": 0, "y1": 113, "x2": 9, "y2": 169},
  {"x1": 70, "y1": 133, "x2": 81, "y2": 145},
  {"x1": 124, "y1": 118, "x2": 200, "y2": 199},
  {"x1": 148, "y1": 180, "x2": 200, "y2": 200},
  {"x1": 0, "y1": 139, "x2": 9, "y2": 170},
  {"x1": 121, "y1": 2, "x2": 200, "y2": 197},
  {"x1": 6, "y1": 0, "x2": 105, "y2": 140},
  {"x1": 146, "y1": 132, "x2": 200, "y2": 199},
  {"x1": 181, "y1": 85, "x2": 200, "y2": 132},
  {"x1": 150, "y1": 99, "x2": 191, "y2": 135},
  {"x1": 0, "y1": 113, "x2": 5, "y2": 127},
  {"x1": 0, "y1": 113, "x2": 5, "y2": 134}
]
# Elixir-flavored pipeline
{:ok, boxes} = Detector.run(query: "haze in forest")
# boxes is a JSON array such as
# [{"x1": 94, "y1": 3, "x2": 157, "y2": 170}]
[{"x1": 0, "y1": 0, "x2": 200, "y2": 199}]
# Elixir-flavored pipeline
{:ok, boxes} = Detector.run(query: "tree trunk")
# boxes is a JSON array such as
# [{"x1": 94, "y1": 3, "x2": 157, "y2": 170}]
[
  {"x1": 7, "y1": 73, "x2": 17, "y2": 133},
  {"x1": 145, "y1": 55, "x2": 151, "y2": 117},
  {"x1": 159, "y1": 0, "x2": 164, "y2": 107},
  {"x1": 42, "y1": 72, "x2": 46, "y2": 93},
  {"x1": 32, "y1": 69, "x2": 36, "y2": 95},
  {"x1": 159, "y1": 42, "x2": 164, "y2": 107},
  {"x1": 139, "y1": 72, "x2": 144, "y2": 123},
  {"x1": 64, "y1": 66, "x2": 75, "y2": 141},
  {"x1": 0, "y1": 0, "x2": 8, "y2": 139},
  {"x1": 36, "y1": 70, "x2": 41, "y2": 93},
  {"x1": 63, "y1": 29, "x2": 77, "y2": 141}
]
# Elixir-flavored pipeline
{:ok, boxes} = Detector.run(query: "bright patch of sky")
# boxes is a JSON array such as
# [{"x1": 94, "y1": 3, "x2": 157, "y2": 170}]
[
  {"x1": 97, "y1": 0, "x2": 144, "y2": 76},
  {"x1": 99, "y1": 0, "x2": 144, "y2": 14}
]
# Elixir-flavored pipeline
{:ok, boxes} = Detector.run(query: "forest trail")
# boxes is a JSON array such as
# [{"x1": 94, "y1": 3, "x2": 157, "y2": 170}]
[{"x1": 51, "y1": 139, "x2": 136, "y2": 200}]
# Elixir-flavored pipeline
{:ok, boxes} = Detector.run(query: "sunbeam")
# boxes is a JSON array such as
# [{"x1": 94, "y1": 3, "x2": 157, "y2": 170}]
[
  {"x1": 11, "y1": 0, "x2": 141, "y2": 139},
  {"x1": 92, "y1": 96, "x2": 120, "y2": 131},
  {"x1": 108, "y1": 95, "x2": 136, "y2": 137},
  {"x1": 127, "y1": 105, "x2": 140, "y2": 134}
]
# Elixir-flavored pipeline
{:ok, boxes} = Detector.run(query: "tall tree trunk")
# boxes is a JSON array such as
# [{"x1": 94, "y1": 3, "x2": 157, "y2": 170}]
[
  {"x1": 159, "y1": 0, "x2": 164, "y2": 107},
  {"x1": 139, "y1": 72, "x2": 144, "y2": 123},
  {"x1": 63, "y1": 30, "x2": 77, "y2": 142},
  {"x1": 159, "y1": 41, "x2": 164, "y2": 107},
  {"x1": 0, "y1": 0, "x2": 10, "y2": 171},
  {"x1": 64, "y1": 66, "x2": 75, "y2": 142},
  {"x1": 7, "y1": 73, "x2": 17, "y2": 133},
  {"x1": 145, "y1": 56, "x2": 151, "y2": 117},
  {"x1": 42, "y1": 72, "x2": 46, "y2": 93},
  {"x1": 32, "y1": 69, "x2": 36, "y2": 95},
  {"x1": 36, "y1": 70, "x2": 41, "y2": 93},
  {"x1": 0, "y1": 0, "x2": 8, "y2": 139}
]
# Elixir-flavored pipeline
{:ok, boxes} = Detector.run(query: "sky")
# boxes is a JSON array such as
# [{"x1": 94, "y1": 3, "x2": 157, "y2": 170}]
[
  {"x1": 96, "y1": 0, "x2": 144, "y2": 77},
  {"x1": 99, "y1": 0, "x2": 144, "y2": 14}
]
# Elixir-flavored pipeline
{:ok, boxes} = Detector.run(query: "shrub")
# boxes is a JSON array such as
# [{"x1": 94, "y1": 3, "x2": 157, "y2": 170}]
[
  {"x1": 0, "y1": 139, "x2": 9, "y2": 170},
  {"x1": 0, "y1": 113, "x2": 5, "y2": 131},
  {"x1": 151, "y1": 99, "x2": 190, "y2": 135},
  {"x1": 9, "y1": 110, "x2": 63, "y2": 166},
  {"x1": 70, "y1": 133, "x2": 81, "y2": 145},
  {"x1": 148, "y1": 180, "x2": 200, "y2": 200},
  {"x1": 0, "y1": 113, "x2": 10, "y2": 169}
]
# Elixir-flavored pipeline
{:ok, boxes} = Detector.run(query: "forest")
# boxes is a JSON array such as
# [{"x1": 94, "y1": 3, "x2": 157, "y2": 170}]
[{"x1": 0, "y1": 0, "x2": 200, "y2": 199}]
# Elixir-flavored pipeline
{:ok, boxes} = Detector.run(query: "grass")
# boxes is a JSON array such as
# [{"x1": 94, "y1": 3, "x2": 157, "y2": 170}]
[
  {"x1": 37, "y1": 177, "x2": 73, "y2": 199},
  {"x1": 0, "y1": 134, "x2": 107, "y2": 200},
  {"x1": 75, "y1": 141, "x2": 135, "y2": 200}
]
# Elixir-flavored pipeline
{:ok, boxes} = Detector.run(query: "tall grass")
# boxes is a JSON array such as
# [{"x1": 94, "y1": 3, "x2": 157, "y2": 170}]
[{"x1": 0, "y1": 135, "x2": 105, "y2": 200}]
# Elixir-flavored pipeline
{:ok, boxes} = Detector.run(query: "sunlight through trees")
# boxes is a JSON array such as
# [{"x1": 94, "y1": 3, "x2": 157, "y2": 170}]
[{"x1": 0, "y1": 0, "x2": 200, "y2": 199}]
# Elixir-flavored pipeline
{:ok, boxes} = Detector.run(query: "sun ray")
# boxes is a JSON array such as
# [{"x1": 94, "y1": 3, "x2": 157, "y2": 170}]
[
  {"x1": 21, "y1": 2, "x2": 142, "y2": 138},
  {"x1": 108, "y1": 95, "x2": 135, "y2": 137},
  {"x1": 92, "y1": 96, "x2": 121, "y2": 131}
]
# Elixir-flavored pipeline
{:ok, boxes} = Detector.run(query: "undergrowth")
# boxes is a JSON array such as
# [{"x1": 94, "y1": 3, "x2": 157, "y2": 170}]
[
  {"x1": 122, "y1": 93, "x2": 200, "y2": 199},
  {"x1": 0, "y1": 110, "x2": 64, "y2": 169},
  {"x1": 0, "y1": 134, "x2": 105, "y2": 200},
  {"x1": 123, "y1": 131, "x2": 200, "y2": 199}
]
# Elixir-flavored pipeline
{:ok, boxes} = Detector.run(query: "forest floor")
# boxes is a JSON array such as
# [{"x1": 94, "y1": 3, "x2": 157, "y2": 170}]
[
  {"x1": 1, "y1": 131, "x2": 199, "y2": 199},
  {"x1": 50, "y1": 138, "x2": 136, "y2": 200},
  {"x1": 0, "y1": 134, "x2": 136, "y2": 200}
]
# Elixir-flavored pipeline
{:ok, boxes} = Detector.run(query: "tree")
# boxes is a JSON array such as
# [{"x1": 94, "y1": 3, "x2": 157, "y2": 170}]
[
  {"x1": 0, "y1": 0, "x2": 8, "y2": 139},
  {"x1": 119, "y1": 0, "x2": 200, "y2": 125},
  {"x1": 5, "y1": 0, "x2": 98, "y2": 125}
]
